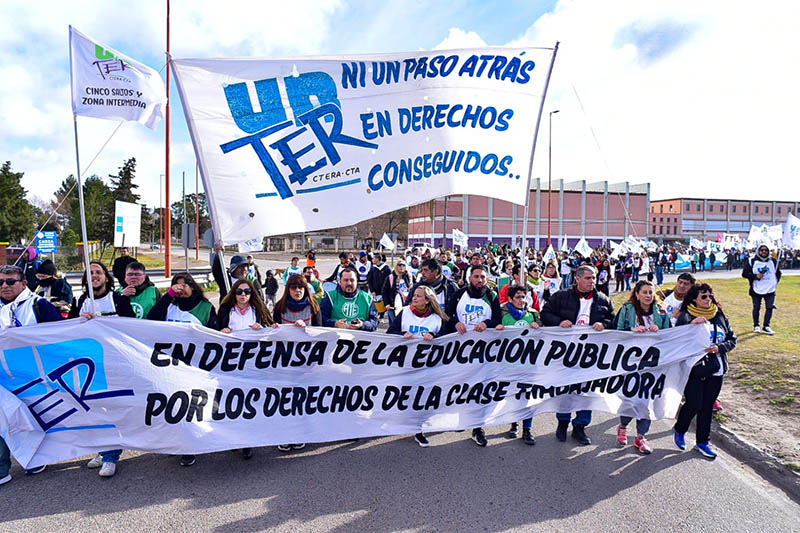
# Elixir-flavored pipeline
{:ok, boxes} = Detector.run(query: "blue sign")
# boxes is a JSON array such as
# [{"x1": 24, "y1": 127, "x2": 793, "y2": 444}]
[{"x1": 35, "y1": 231, "x2": 58, "y2": 253}]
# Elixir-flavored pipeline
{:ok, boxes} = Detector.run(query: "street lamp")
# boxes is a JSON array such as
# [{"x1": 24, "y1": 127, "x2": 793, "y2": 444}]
[{"x1": 547, "y1": 110, "x2": 559, "y2": 247}]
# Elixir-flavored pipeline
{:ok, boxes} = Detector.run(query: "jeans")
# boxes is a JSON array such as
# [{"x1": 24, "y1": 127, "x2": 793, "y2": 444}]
[
  {"x1": 100, "y1": 449, "x2": 122, "y2": 464},
  {"x1": 0, "y1": 437, "x2": 9, "y2": 478},
  {"x1": 562, "y1": 273, "x2": 571, "y2": 289},
  {"x1": 624, "y1": 276, "x2": 631, "y2": 291},
  {"x1": 556, "y1": 410, "x2": 591, "y2": 426},
  {"x1": 522, "y1": 418, "x2": 533, "y2": 429},
  {"x1": 619, "y1": 416, "x2": 651, "y2": 435},
  {"x1": 752, "y1": 292, "x2": 776, "y2": 328},
  {"x1": 655, "y1": 265, "x2": 664, "y2": 285},
  {"x1": 674, "y1": 375, "x2": 723, "y2": 444},
  {"x1": 632, "y1": 268, "x2": 640, "y2": 282},
  {"x1": 387, "y1": 308, "x2": 396, "y2": 324}
]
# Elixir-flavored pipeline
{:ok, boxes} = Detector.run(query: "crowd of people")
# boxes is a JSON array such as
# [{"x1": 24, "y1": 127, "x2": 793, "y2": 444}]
[{"x1": 2, "y1": 236, "x2": 787, "y2": 486}]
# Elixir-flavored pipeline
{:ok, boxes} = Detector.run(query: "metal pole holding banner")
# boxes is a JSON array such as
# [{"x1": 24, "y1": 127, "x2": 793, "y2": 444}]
[
  {"x1": 164, "y1": 0, "x2": 172, "y2": 278},
  {"x1": 71, "y1": 115, "x2": 97, "y2": 314},
  {"x1": 183, "y1": 170, "x2": 188, "y2": 272},
  {"x1": 195, "y1": 162, "x2": 199, "y2": 261},
  {"x1": 521, "y1": 42, "x2": 559, "y2": 272},
  {"x1": 548, "y1": 109, "x2": 559, "y2": 246}
]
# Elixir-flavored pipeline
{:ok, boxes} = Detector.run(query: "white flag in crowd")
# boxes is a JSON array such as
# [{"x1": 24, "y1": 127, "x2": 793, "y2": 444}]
[
  {"x1": 559, "y1": 235, "x2": 569, "y2": 252},
  {"x1": 542, "y1": 244, "x2": 556, "y2": 264},
  {"x1": 783, "y1": 212, "x2": 800, "y2": 249},
  {"x1": 379, "y1": 233, "x2": 395, "y2": 250},
  {"x1": 452, "y1": 228, "x2": 468, "y2": 248},
  {"x1": 574, "y1": 237, "x2": 593, "y2": 258},
  {"x1": 69, "y1": 26, "x2": 166, "y2": 129}
]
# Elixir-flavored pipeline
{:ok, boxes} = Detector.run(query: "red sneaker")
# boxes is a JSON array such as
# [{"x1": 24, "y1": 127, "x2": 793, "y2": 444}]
[{"x1": 713, "y1": 399, "x2": 723, "y2": 412}]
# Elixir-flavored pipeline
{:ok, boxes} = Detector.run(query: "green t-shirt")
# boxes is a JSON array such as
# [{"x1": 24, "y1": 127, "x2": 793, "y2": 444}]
[{"x1": 326, "y1": 289, "x2": 373, "y2": 321}]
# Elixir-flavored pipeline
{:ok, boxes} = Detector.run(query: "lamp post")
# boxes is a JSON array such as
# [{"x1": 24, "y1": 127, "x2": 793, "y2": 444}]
[{"x1": 547, "y1": 109, "x2": 559, "y2": 246}]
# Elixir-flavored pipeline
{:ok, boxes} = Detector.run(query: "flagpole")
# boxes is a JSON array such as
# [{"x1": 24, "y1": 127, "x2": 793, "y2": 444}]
[
  {"x1": 521, "y1": 42, "x2": 559, "y2": 271},
  {"x1": 164, "y1": 0, "x2": 172, "y2": 278},
  {"x1": 72, "y1": 115, "x2": 97, "y2": 315}
]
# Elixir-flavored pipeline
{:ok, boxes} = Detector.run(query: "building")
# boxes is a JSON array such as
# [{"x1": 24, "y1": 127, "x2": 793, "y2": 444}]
[
  {"x1": 408, "y1": 179, "x2": 650, "y2": 248},
  {"x1": 649, "y1": 198, "x2": 800, "y2": 242}
]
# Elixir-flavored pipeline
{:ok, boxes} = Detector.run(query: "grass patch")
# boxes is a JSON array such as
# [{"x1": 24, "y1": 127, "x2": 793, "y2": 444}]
[{"x1": 613, "y1": 276, "x2": 800, "y2": 415}]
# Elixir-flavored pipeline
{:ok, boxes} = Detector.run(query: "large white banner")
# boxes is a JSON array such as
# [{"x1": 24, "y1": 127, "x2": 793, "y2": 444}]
[
  {"x1": 69, "y1": 26, "x2": 166, "y2": 129},
  {"x1": 171, "y1": 47, "x2": 556, "y2": 244},
  {"x1": 0, "y1": 319, "x2": 709, "y2": 468}
]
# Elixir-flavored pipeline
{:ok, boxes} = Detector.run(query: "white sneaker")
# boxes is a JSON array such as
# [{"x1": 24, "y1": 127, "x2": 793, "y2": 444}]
[
  {"x1": 753, "y1": 326, "x2": 761, "y2": 334},
  {"x1": 763, "y1": 326, "x2": 775, "y2": 335},
  {"x1": 98, "y1": 462, "x2": 116, "y2": 477},
  {"x1": 87, "y1": 455, "x2": 103, "y2": 469},
  {"x1": 0, "y1": 474, "x2": 11, "y2": 486}
]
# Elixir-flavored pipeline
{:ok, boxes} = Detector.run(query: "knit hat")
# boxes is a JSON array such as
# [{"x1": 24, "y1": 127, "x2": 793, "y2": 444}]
[
  {"x1": 37, "y1": 259, "x2": 58, "y2": 276},
  {"x1": 229, "y1": 255, "x2": 247, "y2": 275}
]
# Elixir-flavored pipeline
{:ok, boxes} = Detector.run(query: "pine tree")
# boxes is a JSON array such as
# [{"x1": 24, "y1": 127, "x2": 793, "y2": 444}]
[
  {"x1": 0, "y1": 161, "x2": 35, "y2": 242},
  {"x1": 110, "y1": 157, "x2": 140, "y2": 203}
]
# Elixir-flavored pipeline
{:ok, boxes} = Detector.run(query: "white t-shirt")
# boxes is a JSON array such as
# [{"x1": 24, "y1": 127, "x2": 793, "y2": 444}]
[
  {"x1": 456, "y1": 291, "x2": 491, "y2": 331},
  {"x1": 752, "y1": 258, "x2": 778, "y2": 295},
  {"x1": 79, "y1": 291, "x2": 117, "y2": 317},
  {"x1": 576, "y1": 296, "x2": 592, "y2": 325},
  {"x1": 400, "y1": 306, "x2": 443, "y2": 338},
  {"x1": 227, "y1": 305, "x2": 257, "y2": 331},
  {"x1": 662, "y1": 291, "x2": 683, "y2": 327}
]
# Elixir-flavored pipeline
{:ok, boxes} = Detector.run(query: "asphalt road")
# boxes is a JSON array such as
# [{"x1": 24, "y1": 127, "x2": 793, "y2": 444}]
[{"x1": 1, "y1": 414, "x2": 798, "y2": 532}]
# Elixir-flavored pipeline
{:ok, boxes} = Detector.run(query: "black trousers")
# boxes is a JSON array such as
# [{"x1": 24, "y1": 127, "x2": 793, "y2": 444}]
[
  {"x1": 675, "y1": 374, "x2": 723, "y2": 444},
  {"x1": 752, "y1": 292, "x2": 776, "y2": 328}
]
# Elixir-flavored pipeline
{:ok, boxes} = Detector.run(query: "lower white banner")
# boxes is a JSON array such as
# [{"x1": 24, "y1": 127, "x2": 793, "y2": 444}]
[{"x1": 0, "y1": 319, "x2": 709, "y2": 468}]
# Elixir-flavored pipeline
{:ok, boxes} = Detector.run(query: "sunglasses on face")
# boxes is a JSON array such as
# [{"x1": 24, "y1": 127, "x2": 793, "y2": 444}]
[
  {"x1": 235, "y1": 288, "x2": 252, "y2": 295},
  {"x1": 0, "y1": 279, "x2": 21, "y2": 286},
  {"x1": 698, "y1": 294, "x2": 713, "y2": 300},
  {"x1": 289, "y1": 285, "x2": 304, "y2": 290}
]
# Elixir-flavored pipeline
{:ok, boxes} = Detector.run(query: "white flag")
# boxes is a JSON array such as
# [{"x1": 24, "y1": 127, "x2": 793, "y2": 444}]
[
  {"x1": 783, "y1": 213, "x2": 800, "y2": 249},
  {"x1": 574, "y1": 237, "x2": 593, "y2": 258},
  {"x1": 237, "y1": 237, "x2": 263, "y2": 253},
  {"x1": 559, "y1": 235, "x2": 569, "y2": 252},
  {"x1": 69, "y1": 26, "x2": 166, "y2": 129},
  {"x1": 170, "y1": 47, "x2": 558, "y2": 244},
  {"x1": 452, "y1": 228, "x2": 468, "y2": 248},
  {"x1": 379, "y1": 233, "x2": 395, "y2": 250},
  {"x1": 542, "y1": 244, "x2": 556, "y2": 264}
]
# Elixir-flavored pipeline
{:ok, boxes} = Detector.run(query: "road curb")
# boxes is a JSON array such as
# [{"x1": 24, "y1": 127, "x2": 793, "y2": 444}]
[{"x1": 713, "y1": 419, "x2": 800, "y2": 503}]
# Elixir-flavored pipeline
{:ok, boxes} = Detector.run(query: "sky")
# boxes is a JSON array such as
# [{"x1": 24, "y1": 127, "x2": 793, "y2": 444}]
[{"x1": 2, "y1": 0, "x2": 798, "y2": 213}]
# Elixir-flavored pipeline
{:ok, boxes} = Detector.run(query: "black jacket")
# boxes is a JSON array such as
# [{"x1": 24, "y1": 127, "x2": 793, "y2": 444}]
[
  {"x1": 112, "y1": 255, "x2": 137, "y2": 287},
  {"x1": 540, "y1": 288, "x2": 615, "y2": 328},
  {"x1": 676, "y1": 309, "x2": 736, "y2": 374},
  {"x1": 381, "y1": 270, "x2": 412, "y2": 309},
  {"x1": 742, "y1": 255, "x2": 781, "y2": 296},
  {"x1": 69, "y1": 291, "x2": 136, "y2": 318},
  {"x1": 367, "y1": 263, "x2": 391, "y2": 294},
  {"x1": 147, "y1": 292, "x2": 219, "y2": 329},
  {"x1": 405, "y1": 275, "x2": 458, "y2": 307},
  {"x1": 445, "y1": 285, "x2": 502, "y2": 332}
]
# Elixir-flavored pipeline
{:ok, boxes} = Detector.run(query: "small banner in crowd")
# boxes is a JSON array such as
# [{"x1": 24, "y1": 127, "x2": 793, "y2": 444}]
[
  {"x1": 0, "y1": 318, "x2": 709, "y2": 468},
  {"x1": 379, "y1": 233, "x2": 396, "y2": 250},
  {"x1": 69, "y1": 26, "x2": 166, "y2": 129},
  {"x1": 170, "y1": 47, "x2": 556, "y2": 244},
  {"x1": 452, "y1": 228, "x2": 468, "y2": 248}
]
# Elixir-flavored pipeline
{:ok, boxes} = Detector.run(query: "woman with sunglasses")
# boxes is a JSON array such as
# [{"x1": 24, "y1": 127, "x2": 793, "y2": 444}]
[
  {"x1": 500, "y1": 285, "x2": 541, "y2": 445},
  {"x1": 273, "y1": 274, "x2": 322, "y2": 328},
  {"x1": 527, "y1": 265, "x2": 545, "y2": 304},
  {"x1": 673, "y1": 282, "x2": 737, "y2": 459},
  {"x1": 381, "y1": 260, "x2": 412, "y2": 325},
  {"x1": 387, "y1": 285, "x2": 450, "y2": 447},
  {"x1": 68, "y1": 261, "x2": 135, "y2": 478},
  {"x1": 613, "y1": 280, "x2": 671, "y2": 454},
  {"x1": 218, "y1": 279, "x2": 275, "y2": 334}
]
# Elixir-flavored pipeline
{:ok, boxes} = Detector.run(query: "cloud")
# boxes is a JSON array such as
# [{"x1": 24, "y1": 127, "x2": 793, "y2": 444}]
[{"x1": 434, "y1": 28, "x2": 488, "y2": 50}]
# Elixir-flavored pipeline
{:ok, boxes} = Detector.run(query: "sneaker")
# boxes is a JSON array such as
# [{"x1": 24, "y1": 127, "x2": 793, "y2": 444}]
[
  {"x1": 695, "y1": 442, "x2": 717, "y2": 459},
  {"x1": 673, "y1": 430, "x2": 686, "y2": 450},
  {"x1": 98, "y1": 462, "x2": 116, "y2": 477},
  {"x1": 753, "y1": 326, "x2": 761, "y2": 334},
  {"x1": 508, "y1": 422, "x2": 520, "y2": 439},
  {"x1": 414, "y1": 433, "x2": 430, "y2": 448},
  {"x1": 180, "y1": 455, "x2": 196, "y2": 467},
  {"x1": 0, "y1": 474, "x2": 10, "y2": 486},
  {"x1": 634, "y1": 435, "x2": 652, "y2": 455},
  {"x1": 241, "y1": 448, "x2": 253, "y2": 460},
  {"x1": 763, "y1": 326, "x2": 775, "y2": 335},
  {"x1": 522, "y1": 428, "x2": 536, "y2": 445},
  {"x1": 290, "y1": 443, "x2": 306, "y2": 451},
  {"x1": 87, "y1": 455, "x2": 103, "y2": 469},
  {"x1": 713, "y1": 399, "x2": 723, "y2": 412},
  {"x1": 616, "y1": 425, "x2": 628, "y2": 447},
  {"x1": 277, "y1": 444, "x2": 292, "y2": 452},
  {"x1": 471, "y1": 428, "x2": 488, "y2": 447},
  {"x1": 555, "y1": 420, "x2": 569, "y2": 442},
  {"x1": 25, "y1": 465, "x2": 46, "y2": 475}
]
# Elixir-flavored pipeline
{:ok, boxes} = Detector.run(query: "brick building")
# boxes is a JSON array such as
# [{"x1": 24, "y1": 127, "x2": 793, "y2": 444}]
[
  {"x1": 408, "y1": 179, "x2": 650, "y2": 248},
  {"x1": 649, "y1": 198, "x2": 800, "y2": 242}
]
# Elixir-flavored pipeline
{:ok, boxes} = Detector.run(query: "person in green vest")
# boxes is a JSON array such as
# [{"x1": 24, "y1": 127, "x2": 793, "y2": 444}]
[
  {"x1": 117, "y1": 262, "x2": 161, "y2": 319},
  {"x1": 500, "y1": 285, "x2": 541, "y2": 445},
  {"x1": 320, "y1": 266, "x2": 379, "y2": 331},
  {"x1": 303, "y1": 266, "x2": 324, "y2": 301}
]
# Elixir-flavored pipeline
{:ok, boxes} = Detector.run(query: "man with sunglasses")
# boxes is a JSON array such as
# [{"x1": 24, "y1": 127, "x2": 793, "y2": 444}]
[
  {"x1": 0, "y1": 265, "x2": 63, "y2": 485},
  {"x1": 743, "y1": 244, "x2": 781, "y2": 335}
]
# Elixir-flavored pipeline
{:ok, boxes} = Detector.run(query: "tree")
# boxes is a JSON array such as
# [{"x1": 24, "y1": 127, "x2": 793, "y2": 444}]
[
  {"x1": 52, "y1": 175, "x2": 78, "y2": 231},
  {"x1": 171, "y1": 193, "x2": 211, "y2": 238},
  {"x1": 0, "y1": 161, "x2": 36, "y2": 242},
  {"x1": 110, "y1": 157, "x2": 140, "y2": 203},
  {"x1": 69, "y1": 175, "x2": 113, "y2": 243}
]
